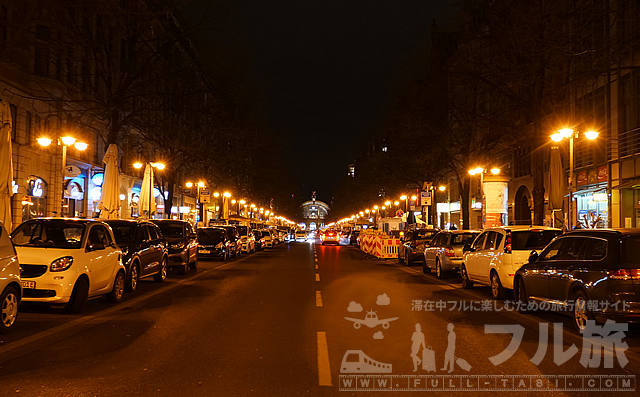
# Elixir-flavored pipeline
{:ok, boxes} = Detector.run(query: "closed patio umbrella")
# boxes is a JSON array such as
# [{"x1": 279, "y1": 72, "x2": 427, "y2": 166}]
[
  {"x1": 0, "y1": 101, "x2": 13, "y2": 231},
  {"x1": 97, "y1": 144, "x2": 120, "y2": 219},
  {"x1": 138, "y1": 163, "x2": 156, "y2": 219}
]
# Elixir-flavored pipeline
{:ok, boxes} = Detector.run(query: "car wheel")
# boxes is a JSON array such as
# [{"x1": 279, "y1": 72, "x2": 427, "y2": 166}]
[
  {"x1": 126, "y1": 262, "x2": 139, "y2": 292},
  {"x1": 516, "y1": 277, "x2": 528, "y2": 313},
  {"x1": 154, "y1": 258, "x2": 167, "y2": 282},
  {"x1": 422, "y1": 261, "x2": 431, "y2": 274},
  {"x1": 66, "y1": 278, "x2": 89, "y2": 313},
  {"x1": 405, "y1": 252, "x2": 413, "y2": 266},
  {"x1": 461, "y1": 265, "x2": 474, "y2": 289},
  {"x1": 1, "y1": 286, "x2": 19, "y2": 331},
  {"x1": 107, "y1": 271, "x2": 125, "y2": 303},
  {"x1": 436, "y1": 260, "x2": 445, "y2": 279},
  {"x1": 490, "y1": 271, "x2": 506, "y2": 300},
  {"x1": 573, "y1": 289, "x2": 595, "y2": 334}
]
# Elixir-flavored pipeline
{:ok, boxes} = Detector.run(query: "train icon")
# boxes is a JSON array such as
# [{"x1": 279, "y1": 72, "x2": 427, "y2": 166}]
[
  {"x1": 344, "y1": 309, "x2": 399, "y2": 329},
  {"x1": 341, "y1": 350, "x2": 393, "y2": 373}
]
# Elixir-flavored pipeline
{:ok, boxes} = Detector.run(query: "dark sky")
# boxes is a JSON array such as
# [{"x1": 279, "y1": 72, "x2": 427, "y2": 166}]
[{"x1": 196, "y1": 0, "x2": 458, "y2": 203}]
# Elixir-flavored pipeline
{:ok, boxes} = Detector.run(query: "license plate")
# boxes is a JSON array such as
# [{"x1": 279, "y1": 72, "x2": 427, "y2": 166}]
[
  {"x1": 21, "y1": 280, "x2": 36, "y2": 289},
  {"x1": 199, "y1": 250, "x2": 210, "y2": 254}
]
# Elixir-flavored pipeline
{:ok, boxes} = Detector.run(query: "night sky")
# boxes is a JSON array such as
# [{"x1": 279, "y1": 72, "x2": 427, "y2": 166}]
[{"x1": 195, "y1": 0, "x2": 458, "y2": 203}]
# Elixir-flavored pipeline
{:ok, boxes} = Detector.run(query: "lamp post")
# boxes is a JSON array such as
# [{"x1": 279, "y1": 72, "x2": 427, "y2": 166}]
[
  {"x1": 551, "y1": 128, "x2": 599, "y2": 229},
  {"x1": 38, "y1": 136, "x2": 88, "y2": 217},
  {"x1": 186, "y1": 181, "x2": 205, "y2": 225}
]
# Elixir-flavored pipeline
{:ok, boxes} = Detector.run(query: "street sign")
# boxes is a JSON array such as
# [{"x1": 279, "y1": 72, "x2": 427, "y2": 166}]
[
  {"x1": 64, "y1": 165, "x2": 81, "y2": 178},
  {"x1": 200, "y1": 190, "x2": 210, "y2": 203},
  {"x1": 421, "y1": 191, "x2": 432, "y2": 206},
  {"x1": 395, "y1": 209, "x2": 404, "y2": 218}
]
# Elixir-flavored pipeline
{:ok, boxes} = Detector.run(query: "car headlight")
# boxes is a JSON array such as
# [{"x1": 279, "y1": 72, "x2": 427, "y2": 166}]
[
  {"x1": 51, "y1": 256, "x2": 74, "y2": 272},
  {"x1": 170, "y1": 241, "x2": 185, "y2": 250}
]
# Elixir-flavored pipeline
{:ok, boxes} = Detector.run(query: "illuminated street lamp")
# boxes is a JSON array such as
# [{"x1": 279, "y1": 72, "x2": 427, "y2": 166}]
[
  {"x1": 38, "y1": 135, "x2": 88, "y2": 217},
  {"x1": 186, "y1": 181, "x2": 206, "y2": 224},
  {"x1": 550, "y1": 128, "x2": 599, "y2": 228}
]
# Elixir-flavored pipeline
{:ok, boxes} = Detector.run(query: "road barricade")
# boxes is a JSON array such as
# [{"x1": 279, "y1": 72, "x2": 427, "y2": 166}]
[{"x1": 360, "y1": 235, "x2": 400, "y2": 259}]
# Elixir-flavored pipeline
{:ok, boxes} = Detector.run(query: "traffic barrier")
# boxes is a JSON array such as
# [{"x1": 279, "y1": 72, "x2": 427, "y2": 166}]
[
  {"x1": 359, "y1": 235, "x2": 400, "y2": 259},
  {"x1": 379, "y1": 238, "x2": 401, "y2": 258}
]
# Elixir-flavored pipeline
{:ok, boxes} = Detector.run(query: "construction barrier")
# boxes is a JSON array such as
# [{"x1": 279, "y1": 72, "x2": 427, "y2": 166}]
[{"x1": 360, "y1": 235, "x2": 401, "y2": 259}]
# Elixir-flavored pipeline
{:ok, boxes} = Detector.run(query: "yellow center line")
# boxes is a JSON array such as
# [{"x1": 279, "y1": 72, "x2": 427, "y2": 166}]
[
  {"x1": 315, "y1": 264, "x2": 318, "y2": 269},
  {"x1": 316, "y1": 291, "x2": 323, "y2": 307},
  {"x1": 315, "y1": 273, "x2": 320, "y2": 281},
  {"x1": 317, "y1": 331, "x2": 332, "y2": 386}
]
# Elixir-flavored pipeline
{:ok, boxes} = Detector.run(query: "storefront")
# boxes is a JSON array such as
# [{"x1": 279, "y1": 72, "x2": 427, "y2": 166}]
[
  {"x1": 19, "y1": 176, "x2": 47, "y2": 222},
  {"x1": 574, "y1": 167, "x2": 608, "y2": 228}
]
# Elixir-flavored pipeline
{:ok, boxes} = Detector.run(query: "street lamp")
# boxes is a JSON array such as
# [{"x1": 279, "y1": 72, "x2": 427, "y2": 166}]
[
  {"x1": 550, "y1": 128, "x2": 599, "y2": 229},
  {"x1": 186, "y1": 181, "x2": 205, "y2": 225},
  {"x1": 38, "y1": 135, "x2": 88, "y2": 217}
]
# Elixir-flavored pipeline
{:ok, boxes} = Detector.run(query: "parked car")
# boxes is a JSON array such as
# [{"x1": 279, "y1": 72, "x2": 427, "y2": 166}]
[
  {"x1": 262, "y1": 229, "x2": 274, "y2": 248},
  {"x1": 461, "y1": 226, "x2": 562, "y2": 300},
  {"x1": 398, "y1": 228, "x2": 439, "y2": 265},
  {"x1": 349, "y1": 230, "x2": 360, "y2": 245},
  {"x1": 236, "y1": 225, "x2": 256, "y2": 254},
  {"x1": 196, "y1": 227, "x2": 232, "y2": 260},
  {"x1": 105, "y1": 220, "x2": 168, "y2": 291},
  {"x1": 321, "y1": 229, "x2": 340, "y2": 245},
  {"x1": 217, "y1": 225, "x2": 242, "y2": 257},
  {"x1": 254, "y1": 230, "x2": 266, "y2": 251},
  {"x1": 151, "y1": 219, "x2": 198, "y2": 273},
  {"x1": 295, "y1": 230, "x2": 307, "y2": 242},
  {"x1": 515, "y1": 229, "x2": 640, "y2": 333},
  {"x1": 0, "y1": 223, "x2": 21, "y2": 332},
  {"x1": 11, "y1": 218, "x2": 126, "y2": 313},
  {"x1": 423, "y1": 230, "x2": 481, "y2": 278}
]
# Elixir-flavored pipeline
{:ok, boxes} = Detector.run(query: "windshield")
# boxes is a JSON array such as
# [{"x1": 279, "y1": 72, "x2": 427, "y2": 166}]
[
  {"x1": 451, "y1": 233, "x2": 479, "y2": 245},
  {"x1": 416, "y1": 230, "x2": 438, "y2": 240},
  {"x1": 511, "y1": 230, "x2": 562, "y2": 250},
  {"x1": 237, "y1": 226, "x2": 249, "y2": 236},
  {"x1": 11, "y1": 221, "x2": 85, "y2": 249},
  {"x1": 156, "y1": 224, "x2": 184, "y2": 238},
  {"x1": 109, "y1": 225, "x2": 137, "y2": 244},
  {"x1": 197, "y1": 229, "x2": 225, "y2": 243}
]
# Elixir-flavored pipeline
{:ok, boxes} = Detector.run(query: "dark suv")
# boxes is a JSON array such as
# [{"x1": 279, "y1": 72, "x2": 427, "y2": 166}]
[
  {"x1": 398, "y1": 228, "x2": 439, "y2": 265},
  {"x1": 105, "y1": 220, "x2": 168, "y2": 292},
  {"x1": 217, "y1": 225, "x2": 241, "y2": 258},
  {"x1": 151, "y1": 220, "x2": 198, "y2": 274},
  {"x1": 515, "y1": 229, "x2": 640, "y2": 333}
]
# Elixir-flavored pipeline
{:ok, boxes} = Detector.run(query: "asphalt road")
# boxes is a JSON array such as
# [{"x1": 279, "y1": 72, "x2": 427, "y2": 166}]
[{"x1": 0, "y1": 240, "x2": 638, "y2": 396}]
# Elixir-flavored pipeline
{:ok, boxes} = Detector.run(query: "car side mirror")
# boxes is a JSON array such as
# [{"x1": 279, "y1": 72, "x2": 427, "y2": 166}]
[
  {"x1": 528, "y1": 251, "x2": 539, "y2": 264},
  {"x1": 463, "y1": 244, "x2": 474, "y2": 253}
]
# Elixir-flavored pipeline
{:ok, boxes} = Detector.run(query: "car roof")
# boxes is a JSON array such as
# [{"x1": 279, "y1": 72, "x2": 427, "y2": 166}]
[
  {"x1": 484, "y1": 226, "x2": 561, "y2": 232},
  {"x1": 565, "y1": 228, "x2": 640, "y2": 237}
]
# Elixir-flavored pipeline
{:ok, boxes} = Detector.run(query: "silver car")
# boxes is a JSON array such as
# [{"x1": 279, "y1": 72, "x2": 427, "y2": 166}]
[{"x1": 423, "y1": 230, "x2": 480, "y2": 278}]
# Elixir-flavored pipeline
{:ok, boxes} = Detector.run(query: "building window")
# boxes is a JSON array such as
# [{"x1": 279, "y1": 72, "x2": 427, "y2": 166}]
[
  {"x1": 34, "y1": 25, "x2": 51, "y2": 77},
  {"x1": 0, "y1": 6, "x2": 7, "y2": 50}
]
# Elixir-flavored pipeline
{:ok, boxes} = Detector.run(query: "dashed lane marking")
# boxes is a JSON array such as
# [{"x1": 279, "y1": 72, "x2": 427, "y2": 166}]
[
  {"x1": 316, "y1": 291, "x2": 323, "y2": 307},
  {"x1": 317, "y1": 331, "x2": 332, "y2": 386},
  {"x1": 315, "y1": 273, "x2": 320, "y2": 282}
]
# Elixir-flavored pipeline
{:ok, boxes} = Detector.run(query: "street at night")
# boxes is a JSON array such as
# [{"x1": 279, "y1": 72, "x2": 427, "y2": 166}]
[{"x1": 1, "y1": 240, "x2": 638, "y2": 396}]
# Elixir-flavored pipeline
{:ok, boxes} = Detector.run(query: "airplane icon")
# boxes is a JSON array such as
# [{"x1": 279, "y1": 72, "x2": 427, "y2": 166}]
[{"x1": 345, "y1": 309, "x2": 399, "y2": 329}]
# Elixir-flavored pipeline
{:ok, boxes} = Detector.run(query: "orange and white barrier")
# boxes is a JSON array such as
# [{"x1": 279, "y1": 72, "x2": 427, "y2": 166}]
[{"x1": 360, "y1": 235, "x2": 400, "y2": 259}]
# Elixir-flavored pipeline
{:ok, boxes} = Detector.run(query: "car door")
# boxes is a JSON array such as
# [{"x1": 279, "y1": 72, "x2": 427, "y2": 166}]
[
  {"x1": 400, "y1": 231, "x2": 413, "y2": 258},
  {"x1": 424, "y1": 233, "x2": 443, "y2": 268},
  {"x1": 523, "y1": 238, "x2": 564, "y2": 299},
  {"x1": 547, "y1": 236, "x2": 593, "y2": 302},
  {"x1": 483, "y1": 231, "x2": 504, "y2": 285},
  {"x1": 86, "y1": 224, "x2": 116, "y2": 292},
  {"x1": 144, "y1": 225, "x2": 163, "y2": 275},
  {"x1": 465, "y1": 232, "x2": 488, "y2": 280},
  {"x1": 186, "y1": 223, "x2": 197, "y2": 262},
  {"x1": 136, "y1": 226, "x2": 154, "y2": 274}
]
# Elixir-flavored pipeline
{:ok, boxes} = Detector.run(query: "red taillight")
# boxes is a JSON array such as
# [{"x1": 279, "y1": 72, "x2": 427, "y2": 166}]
[
  {"x1": 445, "y1": 247, "x2": 455, "y2": 257},
  {"x1": 504, "y1": 235, "x2": 512, "y2": 254},
  {"x1": 609, "y1": 269, "x2": 640, "y2": 280}
]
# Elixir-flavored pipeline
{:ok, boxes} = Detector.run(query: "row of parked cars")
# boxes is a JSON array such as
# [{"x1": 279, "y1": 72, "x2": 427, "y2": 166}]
[
  {"x1": 0, "y1": 218, "x2": 288, "y2": 332},
  {"x1": 394, "y1": 225, "x2": 640, "y2": 333}
]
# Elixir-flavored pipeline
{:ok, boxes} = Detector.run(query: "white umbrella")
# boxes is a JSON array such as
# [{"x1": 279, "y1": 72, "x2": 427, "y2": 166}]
[
  {"x1": 138, "y1": 163, "x2": 156, "y2": 219},
  {"x1": 0, "y1": 101, "x2": 13, "y2": 232},
  {"x1": 97, "y1": 144, "x2": 120, "y2": 219}
]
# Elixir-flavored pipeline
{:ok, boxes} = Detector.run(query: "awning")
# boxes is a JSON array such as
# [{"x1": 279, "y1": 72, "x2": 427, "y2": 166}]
[
  {"x1": 612, "y1": 179, "x2": 640, "y2": 190},
  {"x1": 571, "y1": 184, "x2": 607, "y2": 197}
]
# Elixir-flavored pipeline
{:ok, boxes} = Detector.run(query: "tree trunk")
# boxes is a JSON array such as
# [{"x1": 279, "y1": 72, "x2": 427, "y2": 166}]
[{"x1": 458, "y1": 174, "x2": 471, "y2": 230}]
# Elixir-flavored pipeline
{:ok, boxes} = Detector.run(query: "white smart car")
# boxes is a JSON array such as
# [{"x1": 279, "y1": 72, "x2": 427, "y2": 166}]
[
  {"x1": 11, "y1": 218, "x2": 126, "y2": 313},
  {"x1": 0, "y1": 222, "x2": 21, "y2": 332},
  {"x1": 461, "y1": 226, "x2": 562, "y2": 300}
]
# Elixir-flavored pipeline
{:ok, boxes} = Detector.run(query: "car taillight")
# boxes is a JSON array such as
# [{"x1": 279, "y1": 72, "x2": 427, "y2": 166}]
[
  {"x1": 609, "y1": 269, "x2": 640, "y2": 280},
  {"x1": 504, "y1": 234, "x2": 512, "y2": 254},
  {"x1": 445, "y1": 247, "x2": 455, "y2": 257}
]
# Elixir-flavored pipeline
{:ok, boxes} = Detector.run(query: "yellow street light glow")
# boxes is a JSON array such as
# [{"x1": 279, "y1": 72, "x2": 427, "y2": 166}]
[
  {"x1": 214, "y1": 192, "x2": 220, "y2": 198},
  {"x1": 133, "y1": 162, "x2": 143, "y2": 169},
  {"x1": 223, "y1": 192, "x2": 231, "y2": 198},
  {"x1": 400, "y1": 195, "x2": 407, "y2": 200},
  {"x1": 381, "y1": 206, "x2": 386, "y2": 210},
  {"x1": 186, "y1": 182, "x2": 193, "y2": 188},
  {"x1": 151, "y1": 162, "x2": 165, "y2": 170},
  {"x1": 550, "y1": 133, "x2": 563, "y2": 142},
  {"x1": 394, "y1": 201, "x2": 399, "y2": 206},
  {"x1": 585, "y1": 130, "x2": 599, "y2": 140},
  {"x1": 385, "y1": 201, "x2": 391, "y2": 206},
  {"x1": 359, "y1": 211, "x2": 364, "y2": 215},
  {"x1": 411, "y1": 195, "x2": 417, "y2": 200},
  {"x1": 559, "y1": 128, "x2": 574, "y2": 138},
  {"x1": 37, "y1": 137, "x2": 52, "y2": 146},
  {"x1": 490, "y1": 168, "x2": 501, "y2": 175},
  {"x1": 232, "y1": 200, "x2": 237, "y2": 204},
  {"x1": 197, "y1": 182, "x2": 205, "y2": 188},
  {"x1": 365, "y1": 209, "x2": 370, "y2": 213},
  {"x1": 74, "y1": 142, "x2": 88, "y2": 151},
  {"x1": 61, "y1": 136, "x2": 76, "y2": 146},
  {"x1": 439, "y1": 186, "x2": 446, "y2": 191},
  {"x1": 239, "y1": 199, "x2": 246, "y2": 205},
  {"x1": 373, "y1": 205, "x2": 378, "y2": 210},
  {"x1": 259, "y1": 207, "x2": 264, "y2": 211},
  {"x1": 251, "y1": 204, "x2": 256, "y2": 208}
]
